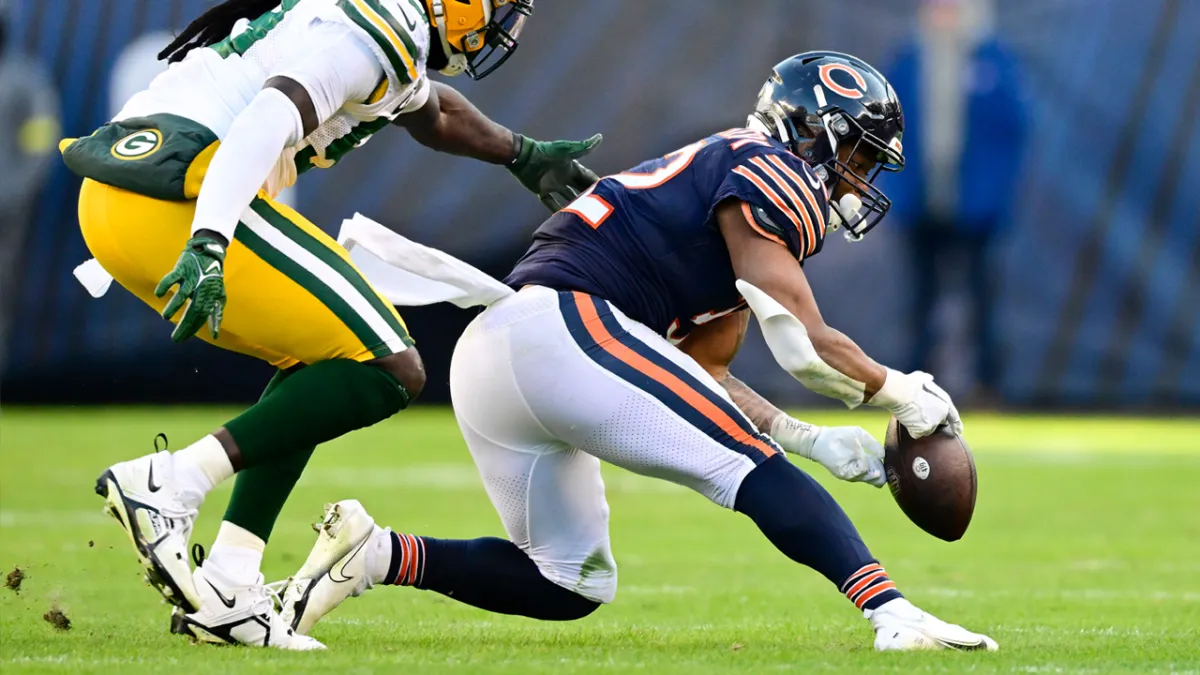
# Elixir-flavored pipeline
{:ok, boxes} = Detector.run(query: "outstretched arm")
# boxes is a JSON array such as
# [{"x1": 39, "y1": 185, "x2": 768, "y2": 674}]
[
  {"x1": 677, "y1": 311, "x2": 885, "y2": 487},
  {"x1": 715, "y1": 199, "x2": 961, "y2": 438},
  {"x1": 391, "y1": 81, "x2": 517, "y2": 163},
  {"x1": 394, "y1": 82, "x2": 602, "y2": 211}
]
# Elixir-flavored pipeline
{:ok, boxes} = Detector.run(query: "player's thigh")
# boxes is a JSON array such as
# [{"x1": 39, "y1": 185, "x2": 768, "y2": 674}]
[
  {"x1": 78, "y1": 181, "x2": 412, "y2": 368},
  {"x1": 78, "y1": 179, "x2": 191, "y2": 304},
  {"x1": 223, "y1": 196, "x2": 414, "y2": 367},
  {"x1": 451, "y1": 295, "x2": 617, "y2": 603},
  {"x1": 513, "y1": 290, "x2": 783, "y2": 509}
]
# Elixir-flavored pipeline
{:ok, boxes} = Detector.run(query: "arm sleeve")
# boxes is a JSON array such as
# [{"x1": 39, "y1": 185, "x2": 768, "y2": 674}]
[
  {"x1": 714, "y1": 150, "x2": 828, "y2": 260},
  {"x1": 190, "y1": 24, "x2": 383, "y2": 240},
  {"x1": 189, "y1": 88, "x2": 304, "y2": 240}
]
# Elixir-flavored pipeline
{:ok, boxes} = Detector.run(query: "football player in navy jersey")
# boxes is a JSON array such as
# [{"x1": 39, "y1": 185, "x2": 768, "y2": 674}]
[{"x1": 280, "y1": 52, "x2": 996, "y2": 652}]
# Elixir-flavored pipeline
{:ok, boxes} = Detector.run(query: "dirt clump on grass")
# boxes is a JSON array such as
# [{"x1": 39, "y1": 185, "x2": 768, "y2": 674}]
[{"x1": 6, "y1": 567, "x2": 24, "y2": 592}]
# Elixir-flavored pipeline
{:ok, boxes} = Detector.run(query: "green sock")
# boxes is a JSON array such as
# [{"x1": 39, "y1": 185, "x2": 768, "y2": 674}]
[
  {"x1": 222, "y1": 368, "x2": 314, "y2": 543},
  {"x1": 224, "y1": 359, "x2": 409, "y2": 469},
  {"x1": 222, "y1": 447, "x2": 315, "y2": 543},
  {"x1": 221, "y1": 360, "x2": 409, "y2": 542}
]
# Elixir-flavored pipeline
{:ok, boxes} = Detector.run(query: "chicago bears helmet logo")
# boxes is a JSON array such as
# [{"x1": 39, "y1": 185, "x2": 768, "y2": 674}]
[
  {"x1": 111, "y1": 129, "x2": 163, "y2": 160},
  {"x1": 818, "y1": 63, "x2": 868, "y2": 100}
]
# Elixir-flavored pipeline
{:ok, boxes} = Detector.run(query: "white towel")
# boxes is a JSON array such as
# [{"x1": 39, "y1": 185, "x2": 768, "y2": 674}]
[{"x1": 337, "y1": 213, "x2": 514, "y2": 308}]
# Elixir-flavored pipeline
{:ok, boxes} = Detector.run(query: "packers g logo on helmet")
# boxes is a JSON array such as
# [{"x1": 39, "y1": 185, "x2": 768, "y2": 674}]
[
  {"x1": 111, "y1": 129, "x2": 163, "y2": 160},
  {"x1": 424, "y1": 0, "x2": 533, "y2": 80}
]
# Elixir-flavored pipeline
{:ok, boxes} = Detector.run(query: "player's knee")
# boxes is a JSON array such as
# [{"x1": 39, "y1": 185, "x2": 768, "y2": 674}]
[
  {"x1": 534, "y1": 545, "x2": 619, "y2": 607},
  {"x1": 371, "y1": 348, "x2": 426, "y2": 404}
]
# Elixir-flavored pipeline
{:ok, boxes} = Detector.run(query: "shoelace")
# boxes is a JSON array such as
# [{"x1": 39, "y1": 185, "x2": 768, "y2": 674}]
[{"x1": 264, "y1": 578, "x2": 293, "y2": 612}]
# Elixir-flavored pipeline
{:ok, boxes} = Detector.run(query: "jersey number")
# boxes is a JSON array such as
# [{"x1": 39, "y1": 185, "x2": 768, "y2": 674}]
[{"x1": 564, "y1": 139, "x2": 711, "y2": 229}]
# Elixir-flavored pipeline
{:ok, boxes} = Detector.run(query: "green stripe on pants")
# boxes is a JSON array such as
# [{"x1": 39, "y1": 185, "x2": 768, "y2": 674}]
[
  {"x1": 249, "y1": 199, "x2": 413, "y2": 348},
  {"x1": 234, "y1": 221, "x2": 394, "y2": 359}
]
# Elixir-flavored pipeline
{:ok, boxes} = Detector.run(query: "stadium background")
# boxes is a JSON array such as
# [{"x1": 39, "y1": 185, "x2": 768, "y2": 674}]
[{"x1": 3, "y1": 0, "x2": 1199, "y2": 411}]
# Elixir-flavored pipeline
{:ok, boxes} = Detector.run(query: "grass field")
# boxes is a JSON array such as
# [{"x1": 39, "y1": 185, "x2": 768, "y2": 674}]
[{"x1": 1, "y1": 407, "x2": 1198, "y2": 674}]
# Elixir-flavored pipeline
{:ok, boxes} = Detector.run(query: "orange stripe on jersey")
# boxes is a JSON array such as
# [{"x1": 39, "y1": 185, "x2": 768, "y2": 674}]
[
  {"x1": 732, "y1": 166, "x2": 804, "y2": 238},
  {"x1": 731, "y1": 138, "x2": 774, "y2": 150},
  {"x1": 741, "y1": 201, "x2": 787, "y2": 248},
  {"x1": 766, "y1": 155, "x2": 827, "y2": 256},
  {"x1": 572, "y1": 292, "x2": 778, "y2": 459},
  {"x1": 854, "y1": 581, "x2": 897, "y2": 609},
  {"x1": 750, "y1": 157, "x2": 816, "y2": 255}
]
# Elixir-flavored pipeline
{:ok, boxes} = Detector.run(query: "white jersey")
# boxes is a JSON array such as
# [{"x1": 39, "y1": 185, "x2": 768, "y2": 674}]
[{"x1": 116, "y1": 0, "x2": 430, "y2": 195}]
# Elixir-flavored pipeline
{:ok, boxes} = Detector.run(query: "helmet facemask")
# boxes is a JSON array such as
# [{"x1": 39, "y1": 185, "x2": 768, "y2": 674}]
[
  {"x1": 810, "y1": 109, "x2": 904, "y2": 241},
  {"x1": 463, "y1": 0, "x2": 532, "y2": 79}
]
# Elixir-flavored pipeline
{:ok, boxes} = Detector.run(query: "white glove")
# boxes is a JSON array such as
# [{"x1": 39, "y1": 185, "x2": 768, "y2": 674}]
[
  {"x1": 770, "y1": 416, "x2": 887, "y2": 487},
  {"x1": 867, "y1": 369, "x2": 964, "y2": 438}
]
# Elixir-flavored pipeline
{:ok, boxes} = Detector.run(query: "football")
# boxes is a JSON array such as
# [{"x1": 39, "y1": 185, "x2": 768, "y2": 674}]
[{"x1": 883, "y1": 418, "x2": 978, "y2": 542}]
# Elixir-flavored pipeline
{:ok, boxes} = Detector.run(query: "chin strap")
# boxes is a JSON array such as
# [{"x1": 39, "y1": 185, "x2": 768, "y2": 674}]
[{"x1": 428, "y1": 0, "x2": 469, "y2": 76}]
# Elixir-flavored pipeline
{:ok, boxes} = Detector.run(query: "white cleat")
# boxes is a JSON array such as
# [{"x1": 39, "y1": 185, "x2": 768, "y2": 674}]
[
  {"x1": 170, "y1": 565, "x2": 324, "y2": 650},
  {"x1": 867, "y1": 598, "x2": 999, "y2": 652},
  {"x1": 95, "y1": 441, "x2": 201, "y2": 613},
  {"x1": 279, "y1": 500, "x2": 378, "y2": 635}
]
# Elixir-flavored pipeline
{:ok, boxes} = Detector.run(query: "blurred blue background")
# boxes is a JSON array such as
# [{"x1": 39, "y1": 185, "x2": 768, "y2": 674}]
[{"x1": 2, "y1": 0, "x2": 1198, "y2": 410}]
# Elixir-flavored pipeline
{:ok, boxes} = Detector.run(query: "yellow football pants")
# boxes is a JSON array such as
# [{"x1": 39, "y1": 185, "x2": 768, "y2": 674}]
[{"x1": 78, "y1": 179, "x2": 412, "y2": 370}]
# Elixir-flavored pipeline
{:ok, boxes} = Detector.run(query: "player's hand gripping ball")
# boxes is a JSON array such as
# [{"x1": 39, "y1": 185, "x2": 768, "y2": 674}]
[{"x1": 883, "y1": 417, "x2": 978, "y2": 541}]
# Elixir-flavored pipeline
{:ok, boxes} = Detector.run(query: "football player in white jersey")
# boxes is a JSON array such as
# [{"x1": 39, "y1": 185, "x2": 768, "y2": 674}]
[{"x1": 65, "y1": 0, "x2": 599, "y2": 649}]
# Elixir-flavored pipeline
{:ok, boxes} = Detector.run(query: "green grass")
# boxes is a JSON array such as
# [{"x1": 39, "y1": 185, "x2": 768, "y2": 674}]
[{"x1": 1, "y1": 407, "x2": 1198, "y2": 674}]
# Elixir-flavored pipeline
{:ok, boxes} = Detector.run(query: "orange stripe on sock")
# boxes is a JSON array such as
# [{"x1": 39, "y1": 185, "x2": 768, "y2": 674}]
[
  {"x1": 404, "y1": 535, "x2": 420, "y2": 585},
  {"x1": 854, "y1": 581, "x2": 897, "y2": 609},
  {"x1": 395, "y1": 533, "x2": 413, "y2": 585},
  {"x1": 846, "y1": 570, "x2": 889, "y2": 599},
  {"x1": 573, "y1": 292, "x2": 777, "y2": 458},
  {"x1": 400, "y1": 535, "x2": 413, "y2": 585},
  {"x1": 842, "y1": 563, "x2": 883, "y2": 590}
]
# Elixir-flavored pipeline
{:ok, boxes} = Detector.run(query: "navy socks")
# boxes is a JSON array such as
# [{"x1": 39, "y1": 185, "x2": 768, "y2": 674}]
[
  {"x1": 384, "y1": 533, "x2": 600, "y2": 621},
  {"x1": 734, "y1": 455, "x2": 903, "y2": 611}
]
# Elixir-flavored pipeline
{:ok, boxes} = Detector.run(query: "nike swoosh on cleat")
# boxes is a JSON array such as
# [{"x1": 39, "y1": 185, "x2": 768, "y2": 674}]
[
  {"x1": 206, "y1": 579, "x2": 237, "y2": 609},
  {"x1": 327, "y1": 538, "x2": 369, "y2": 584},
  {"x1": 147, "y1": 462, "x2": 163, "y2": 493}
]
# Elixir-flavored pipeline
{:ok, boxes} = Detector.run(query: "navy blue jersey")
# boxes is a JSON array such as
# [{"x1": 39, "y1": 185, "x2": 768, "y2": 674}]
[{"x1": 506, "y1": 128, "x2": 829, "y2": 342}]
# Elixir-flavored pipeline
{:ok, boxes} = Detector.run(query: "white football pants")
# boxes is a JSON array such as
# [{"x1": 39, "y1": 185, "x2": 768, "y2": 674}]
[{"x1": 449, "y1": 286, "x2": 781, "y2": 603}]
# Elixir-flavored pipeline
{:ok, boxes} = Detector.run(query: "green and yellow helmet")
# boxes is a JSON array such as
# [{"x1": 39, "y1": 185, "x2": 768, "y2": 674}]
[{"x1": 422, "y1": 0, "x2": 533, "y2": 79}]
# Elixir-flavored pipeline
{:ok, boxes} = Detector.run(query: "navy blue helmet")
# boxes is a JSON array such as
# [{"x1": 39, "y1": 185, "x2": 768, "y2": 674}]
[{"x1": 750, "y1": 51, "x2": 905, "y2": 239}]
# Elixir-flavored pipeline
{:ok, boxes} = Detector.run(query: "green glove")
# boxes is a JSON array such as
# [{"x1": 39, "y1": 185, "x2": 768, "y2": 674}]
[
  {"x1": 154, "y1": 234, "x2": 228, "y2": 343},
  {"x1": 508, "y1": 133, "x2": 603, "y2": 212}
]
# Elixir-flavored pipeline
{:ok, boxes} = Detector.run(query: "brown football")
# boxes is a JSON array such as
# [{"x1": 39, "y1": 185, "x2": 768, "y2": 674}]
[{"x1": 883, "y1": 417, "x2": 977, "y2": 542}]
